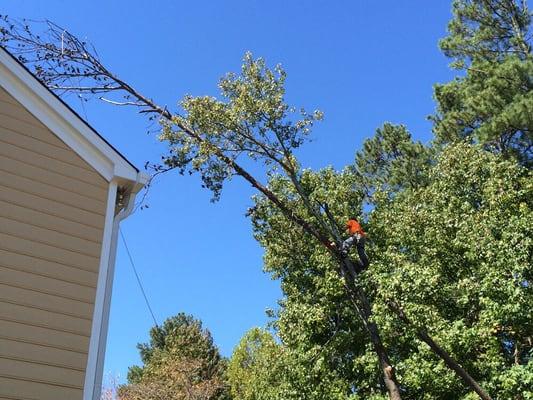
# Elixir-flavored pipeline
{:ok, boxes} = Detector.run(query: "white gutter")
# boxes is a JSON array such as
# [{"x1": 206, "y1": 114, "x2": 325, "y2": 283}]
[{"x1": 83, "y1": 172, "x2": 148, "y2": 400}]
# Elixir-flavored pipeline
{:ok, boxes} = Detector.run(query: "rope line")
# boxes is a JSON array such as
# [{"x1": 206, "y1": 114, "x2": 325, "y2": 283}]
[{"x1": 119, "y1": 228, "x2": 159, "y2": 327}]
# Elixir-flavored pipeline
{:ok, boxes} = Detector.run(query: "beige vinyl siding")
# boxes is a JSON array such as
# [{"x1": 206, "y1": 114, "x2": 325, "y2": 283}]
[
  {"x1": 0, "y1": 377, "x2": 83, "y2": 400},
  {"x1": 0, "y1": 87, "x2": 108, "y2": 400}
]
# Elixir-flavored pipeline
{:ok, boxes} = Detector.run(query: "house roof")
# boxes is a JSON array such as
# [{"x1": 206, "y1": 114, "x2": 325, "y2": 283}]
[{"x1": 0, "y1": 46, "x2": 148, "y2": 189}]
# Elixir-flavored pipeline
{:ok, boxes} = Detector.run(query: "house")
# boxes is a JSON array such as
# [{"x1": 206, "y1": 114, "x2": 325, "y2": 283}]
[{"x1": 0, "y1": 47, "x2": 148, "y2": 400}]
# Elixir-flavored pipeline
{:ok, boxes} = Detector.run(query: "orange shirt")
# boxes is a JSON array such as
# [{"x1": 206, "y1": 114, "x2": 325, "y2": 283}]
[{"x1": 346, "y1": 219, "x2": 365, "y2": 236}]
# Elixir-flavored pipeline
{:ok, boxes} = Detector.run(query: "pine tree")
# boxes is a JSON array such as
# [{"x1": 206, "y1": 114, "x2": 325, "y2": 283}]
[{"x1": 432, "y1": 0, "x2": 532, "y2": 167}]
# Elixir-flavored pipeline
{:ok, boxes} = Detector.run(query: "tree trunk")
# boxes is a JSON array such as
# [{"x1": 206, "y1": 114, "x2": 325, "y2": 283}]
[
  {"x1": 343, "y1": 260, "x2": 403, "y2": 400},
  {"x1": 416, "y1": 330, "x2": 492, "y2": 400},
  {"x1": 388, "y1": 302, "x2": 492, "y2": 400},
  {"x1": 364, "y1": 312, "x2": 403, "y2": 400}
]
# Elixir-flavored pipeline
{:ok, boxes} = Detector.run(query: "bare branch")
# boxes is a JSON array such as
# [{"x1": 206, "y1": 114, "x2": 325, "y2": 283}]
[{"x1": 99, "y1": 97, "x2": 145, "y2": 106}]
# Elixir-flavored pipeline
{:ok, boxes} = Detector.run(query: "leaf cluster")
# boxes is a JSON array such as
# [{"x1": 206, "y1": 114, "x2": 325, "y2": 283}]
[{"x1": 159, "y1": 53, "x2": 323, "y2": 200}]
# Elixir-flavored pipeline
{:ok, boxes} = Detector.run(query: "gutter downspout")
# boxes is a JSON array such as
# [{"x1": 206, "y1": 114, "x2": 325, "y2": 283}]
[{"x1": 84, "y1": 172, "x2": 147, "y2": 400}]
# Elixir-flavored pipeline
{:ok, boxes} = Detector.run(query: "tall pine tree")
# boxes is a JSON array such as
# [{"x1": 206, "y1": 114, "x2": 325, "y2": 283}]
[{"x1": 432, "y1": 0, "x2": 532, "y2": 167}]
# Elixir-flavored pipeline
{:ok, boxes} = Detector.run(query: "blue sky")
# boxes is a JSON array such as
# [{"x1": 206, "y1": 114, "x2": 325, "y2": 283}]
[{"x1": 4, "y1": 0, "x2": 456, "y2": 384}]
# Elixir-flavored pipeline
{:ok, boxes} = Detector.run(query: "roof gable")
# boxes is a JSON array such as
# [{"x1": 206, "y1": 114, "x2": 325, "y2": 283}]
[{"x1": 0, "y1": 47, "x2": 147, "y2": 188}]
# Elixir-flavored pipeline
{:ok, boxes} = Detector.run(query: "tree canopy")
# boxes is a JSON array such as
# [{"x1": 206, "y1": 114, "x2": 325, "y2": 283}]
[
  {"x1": 119, "y1": 314, "x2": 230, "y2": 400},
  {"x1": 369, "y1": 143, "x2": 532, "y2": 398},
  {"x1": 432, "y1": 0, "x2": 532, "y2": 166}
]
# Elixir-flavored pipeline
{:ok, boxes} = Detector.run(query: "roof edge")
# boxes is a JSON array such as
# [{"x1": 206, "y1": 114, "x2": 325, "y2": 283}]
[{"x1": 0, "y1": 46, "x2": 141, "y2": 183}]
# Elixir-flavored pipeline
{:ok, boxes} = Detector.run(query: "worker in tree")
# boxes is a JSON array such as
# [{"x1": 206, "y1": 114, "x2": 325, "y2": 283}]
[{"x1": 340, "y1": 217, "x2": 369, "y2": 273}]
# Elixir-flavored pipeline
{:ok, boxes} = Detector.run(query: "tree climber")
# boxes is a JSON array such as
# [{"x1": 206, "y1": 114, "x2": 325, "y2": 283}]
[{"x1": 340, "y1": 217, "x2": 369, "y2": 274}]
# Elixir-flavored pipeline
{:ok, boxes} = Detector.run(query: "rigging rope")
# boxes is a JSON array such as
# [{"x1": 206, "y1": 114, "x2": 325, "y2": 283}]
[{"x1": 119, "y1": 228, "x2": 159, "y2": 327}]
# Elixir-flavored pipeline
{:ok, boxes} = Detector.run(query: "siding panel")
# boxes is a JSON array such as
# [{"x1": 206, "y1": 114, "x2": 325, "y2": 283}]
[
  {"x1": 0, "y1": 184, "x2": 105, "y2": 229},
  {"x1": 0, "y1": 148, "x2": 107, "y2": 198},
  {"x1": 0, "y1": 338, "x2": 87, "y2": 370},
  {"x1": 0, "y1": 199, "x2": 103, "y2": 243},
  {"x1": 0, "y1": 249, "x2": 98, "y2": 288},
  {"x1": 0, "y1": 216, "x2": 102, "y2": 258},
  {"x1": 0, "y1": 139, "x2": 106, "y2": 187},
  {"x1": 0, "y1": 85, "x2": 108, "y2": 399},
  {"x1": 0, "y1": 358, "x2": 84, "y2": 388},
  {"x1": 0, "y1": 265, "x2": 96, "y2": 302},
  {"x1": 0, "y1": 123, "x2": 92, "y2": 169},
  {"x1": 0, "y1": 319, "x2": 89, "y2": 353},
  {"x1": 0, "y1": 167, "x2": 106, "y2": 215},
  {"x1": 0, "y1": 98, "x2": 49, "y2": 127},
  {"x1": 0, "y1": 301, "x2": 92, "y2": 336},
  {"x1": 0, "y1": 88, "x2": 19, "y2": 105},
  {"x1": 0, "y1": 283, "x2": 93, "y2": 319},
  {"x1": 0, "y1": 232, "x2": 101, "y2": 273},
  {"x1": 0, "y1": 376, "x2": 82, "y2": 400}
]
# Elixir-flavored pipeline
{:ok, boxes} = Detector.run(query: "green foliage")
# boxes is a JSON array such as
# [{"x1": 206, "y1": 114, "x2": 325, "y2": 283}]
[
  {"x1": 440, "y1": 0, "x2": 531, "y2": 67},
  {"x1": 121, "y1": 313, "x2": 229, "y2": 400},
  {"x1": 228, "y1": 328, "x2": 359, "y2": 400},
  {"x1": 125, "y1": 3, "x2": 533, "y2": 398},
  {"x1": 227, "y1": 328, "x2": 282, "y2": 400},
  {"x1": 432, "y1": 55, "x2": 533, "y2": 166},
  {"x1": 247, "y1": 142, "x2": 532, "y2": 399},
  {"x1": 369, "y1": 143, "x2": 532, "y2": 398},
  {"x1": 433, "y1": 0, "x2": 532, "y2": 166},
  {"x1": 352, "y1": 123, "x2": 434, "y2": 200},
  {"x1": 250, "y1": 168, "x2": 394, "y2": 399},
  {"x1": 491, "y1": 362, "x2": 533, "y2": 399},
  {"x1": 127, "y1": 313, "x2": 224, "y2": 382},
  {"x1": 159, "y1": 52, "x2": 323, "y2": 201},
  {"x1": 4, "y1": 2, "x2": 531, "y2": 398}
]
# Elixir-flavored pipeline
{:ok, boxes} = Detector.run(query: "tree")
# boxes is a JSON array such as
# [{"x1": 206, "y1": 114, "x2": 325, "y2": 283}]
[
  {"x1": 352, "y1": 123, "x2": 433, "y2": 201},
  {"x1": 119, "y1": 313, "x2": 230, "y2": 400},
  {"x1": 228, "y1": 328, "x2": 357, "y2": 400},
  {"x1": 432, "y1": 0, "x2": 532, "y2": 167},
  {"x1": 369, "y1": 143, "x2": 532, "y2": 399},
  {"x1": 249, "y1": 142, "x2": 531, "y2": 399},
  {"x1": 227, "y1": 328, "x2": 282, "y2": 400},
  {"x1": 250, "y1": 169, "x2": 382, "y2": 399}
]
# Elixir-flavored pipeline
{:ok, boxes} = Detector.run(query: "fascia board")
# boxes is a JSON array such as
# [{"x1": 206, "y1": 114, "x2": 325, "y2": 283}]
[{"x1": 0, "y1": 48, "x2": 139, "y2": 183}]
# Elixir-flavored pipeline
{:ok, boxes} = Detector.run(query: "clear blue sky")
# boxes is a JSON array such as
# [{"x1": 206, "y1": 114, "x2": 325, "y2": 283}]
[{"x1": 4, "y1": 0, "x2": 456, "y2": 384}]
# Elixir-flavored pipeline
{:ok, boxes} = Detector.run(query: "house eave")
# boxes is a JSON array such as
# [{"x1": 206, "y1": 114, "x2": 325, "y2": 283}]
[{"x1": 0, "y1": 46, "x2": 143, "y2": 186}]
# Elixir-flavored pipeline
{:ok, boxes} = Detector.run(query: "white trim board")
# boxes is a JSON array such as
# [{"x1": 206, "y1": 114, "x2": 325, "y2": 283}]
[
  {"x1": 82, "y1": 180, "x2": 140, "y2": 400},
  {"x1": 83, "y1": 182, "x2": 119, "y2": 400}
]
